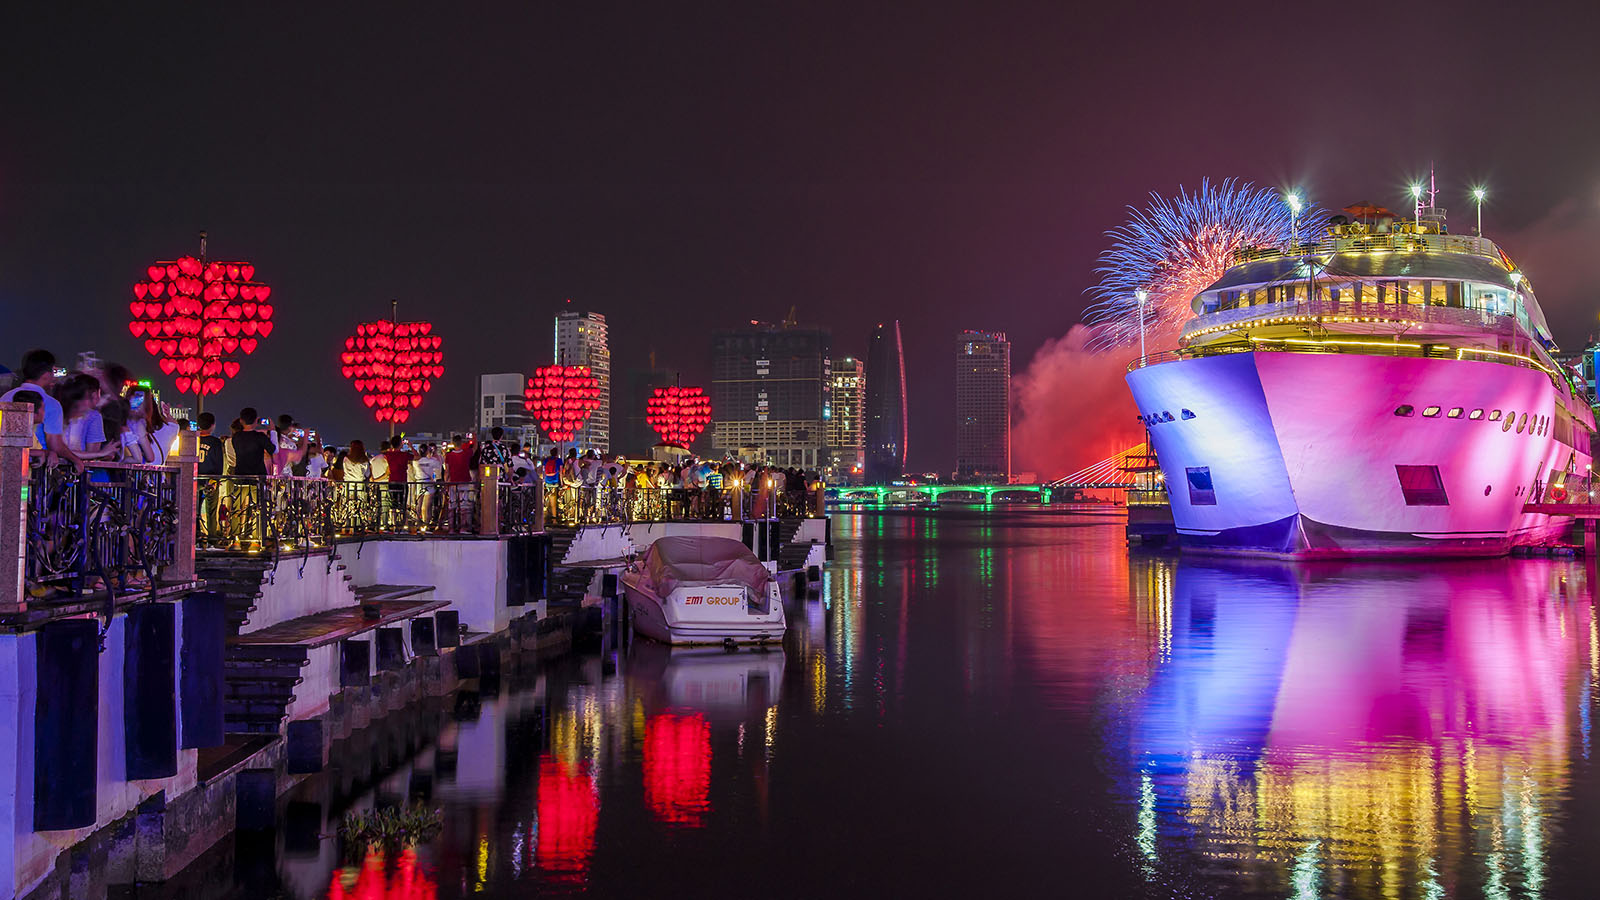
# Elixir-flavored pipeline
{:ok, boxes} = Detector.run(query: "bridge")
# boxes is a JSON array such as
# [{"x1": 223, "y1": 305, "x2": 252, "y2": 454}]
[{"x1": 826, "y1": 443, "x2": 1149, "y2": 506}]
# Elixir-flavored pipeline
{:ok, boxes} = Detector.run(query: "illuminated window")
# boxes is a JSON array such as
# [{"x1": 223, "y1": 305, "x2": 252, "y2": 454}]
[
  {"x1": 1517, "y1": 412, "x2": 1527, "y2": 434},
  {"x1": 1161, "y1": 411, "x2": 1174, "y2": 422},
  {"x1": 1180, "y1": 409, "x2": 1196, "y2": 420},
  {"x1": 1185, "y1": 467, "x2": 1216, "y2": 506},
  {"x1": 1394, "y1": 405, "x2": 1415, "y2": 417},
  {"x1": 1447, "y1": 407, "x2": 1464, "y2": 418},
  {"x1": 1489, "y1": 410, "x2": 1503, "y2": 421},
  {"x1": 1396, "y1": 465, "x2": 1449, "y2": 506},
  {"x1": 1422, "y1": 406, "x2": 1442, "y2": 417},
  {"x1": 1502, "y1": 411, "x2": 1515, "y2": 432},
  {"x1": 1469, "y1": 409, "x2": 1484, "y2": 420}
]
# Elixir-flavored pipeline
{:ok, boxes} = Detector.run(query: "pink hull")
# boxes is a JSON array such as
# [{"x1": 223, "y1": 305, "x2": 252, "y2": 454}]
[{"x1": 1126, "y1": 351, "x2": 1586, "y2": 558}]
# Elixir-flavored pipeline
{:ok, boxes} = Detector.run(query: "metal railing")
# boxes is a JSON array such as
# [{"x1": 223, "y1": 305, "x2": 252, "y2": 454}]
[
  {"x1": 198, "y1": 476, "x2": 483, "y2": 551},
  {"x1": 1180, "y1": 298, "x2": 1518, "y2": 343},
  {"x1": 1232, "y1": 231, "x2": 1503, "y2": 265},
  {"x1": 26, "y1": 462, "x2": 180, "y2": 599},
  {"x1": 543, "y1": 482, "x2": 825, "y2": 526}
]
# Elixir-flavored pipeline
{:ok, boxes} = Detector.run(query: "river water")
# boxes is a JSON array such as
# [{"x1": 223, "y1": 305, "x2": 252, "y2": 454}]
[{"x1": 177, "y1": 509, "x2": 1600, "y2": 898}]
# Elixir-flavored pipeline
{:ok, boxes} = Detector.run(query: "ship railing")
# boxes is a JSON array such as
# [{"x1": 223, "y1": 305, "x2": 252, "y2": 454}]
[
  {"x1": 1181, "y1": 299, "x2": 1517, "y2": 343},
  {"x1": 1232, "y1": 231, "x2": 1501, "y2": 265},
  {"x1": 1528, "y1": 475, "x2": 1600, "y2": 506}
]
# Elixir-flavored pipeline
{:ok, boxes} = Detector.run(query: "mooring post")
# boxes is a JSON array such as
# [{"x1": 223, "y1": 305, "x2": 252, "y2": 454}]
[
  {"x1": 478, "y1": 465, "x2": 500, "y2": 536},
  {"x1": 0, "y1": 401, "x2": 34, "y2": 615},
  {"x1": 169, "y1": 429, "x2": 199, "y2": 583}
]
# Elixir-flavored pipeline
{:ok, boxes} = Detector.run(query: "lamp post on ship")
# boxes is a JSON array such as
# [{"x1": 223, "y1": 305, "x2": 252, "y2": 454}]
[
  {"x1": 1472, "y1": 186, "x2": 1487, "y2": 237},
  {"x1": 1135, "y1": 289, "x2": 1149, "y2": 362},
  {"x1": 1285, "y1": 191, "x2": 1303, "y2": 247}
]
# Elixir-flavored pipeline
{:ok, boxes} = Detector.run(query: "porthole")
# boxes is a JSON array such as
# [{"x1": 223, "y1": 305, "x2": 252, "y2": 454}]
[
  {"x1": 1484, "y1": 485, "x2": 1493, "y2": 496},
  {"x1": 1422, "y1": 406, "x2": 1442, "y2": 417},
  {"x1": 1489, "y1": 410, "x2": 1504, "y2": 421},
  {"x1": 1395, "y1": 405, "x2": 1415, "y2": 417},
  {"x1": 1180, "y1": 409, "x2": 1196, "y2": 420},
  {"x1": 1447, "y1": 407, "x2": 1464, "y2": 418},
  {"x1": 1162, "y1": 411, "x2": 1174, "y2": 422},
  {"x1": 1502, "y1": 412, "x2": 1514, "y2": 432},
  {"x1": 1469, "y1": 409, "x2": 1485, "y2": 420},
  {"x1": 1516, "y1": 412, "x2": 1527, "y2": 434}
]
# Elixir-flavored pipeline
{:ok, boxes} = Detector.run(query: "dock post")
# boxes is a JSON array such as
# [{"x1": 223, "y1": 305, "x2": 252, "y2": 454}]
[
  {"x1": 478, "y1": 465, "x2": 500, "y2": 536},
  {"x1": 0, "y1": 402, "x2": 34, "y2": 615},
  {"x1": 169, "y1": 429, "x2": 199, "y2": 583}
]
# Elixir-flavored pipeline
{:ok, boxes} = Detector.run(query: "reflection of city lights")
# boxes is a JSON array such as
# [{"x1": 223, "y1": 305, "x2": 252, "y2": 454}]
[
  {"x1": 535, "y1": 755, "x2": 598, "y2": 881},
  {"x1": 327, "y1": 848, "x2": 437, "y2": 900},
  {"x1": 764, "y1": 704, "x2": 778, "y2": 760},
  {"x1": 1136, "y1": 770, "x2": 1157, "y2": 869},
  {"x1": 644, "y1": 713, "x2": 712, "y2": 826}
]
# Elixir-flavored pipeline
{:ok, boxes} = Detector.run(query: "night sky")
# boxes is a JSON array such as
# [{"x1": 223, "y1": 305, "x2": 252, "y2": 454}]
[{"x1": 6, "y1": 3, "x2": 1600, "y2": 472}]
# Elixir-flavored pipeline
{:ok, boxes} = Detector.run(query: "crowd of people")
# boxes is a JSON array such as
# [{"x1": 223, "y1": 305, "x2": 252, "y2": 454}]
[{"x1": 6, "y1": 350, "x2": 826, "y2": 548}]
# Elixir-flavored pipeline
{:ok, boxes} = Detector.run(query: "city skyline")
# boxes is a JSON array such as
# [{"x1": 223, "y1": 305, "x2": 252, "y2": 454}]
[{"x1": 9, "y1": 5, "x2": 1600, "y2": 475}]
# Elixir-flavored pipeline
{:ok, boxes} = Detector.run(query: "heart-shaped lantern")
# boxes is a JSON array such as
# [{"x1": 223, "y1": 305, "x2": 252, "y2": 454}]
[
  {"x1": 645, "y1": 385, "x2": 712, "y2": 449},
  {"x1": 128, "y1": 248, "x2": 273, "y2": 396},
  {"x1": 340, "y1": 318, "x2": 445, "y2": 425},
  {"x1": 523, "y1": 364, "x2": 600, "y2": 442}
]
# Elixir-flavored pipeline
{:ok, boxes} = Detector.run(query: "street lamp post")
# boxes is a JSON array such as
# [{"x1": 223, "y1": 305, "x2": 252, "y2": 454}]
[
  {"x1": 1135, "y1": 290, "x2": 1149, "y2": 361},
  {"x1": 1410, "y1": 182, "x2": 1425, "y2": 224},
  {"x1": 1472, "y1": 186, "x2": 1487, "y2": 237},
  {"x1": 1285, "y1": 191, "x2": 1303, "y2": 246}
]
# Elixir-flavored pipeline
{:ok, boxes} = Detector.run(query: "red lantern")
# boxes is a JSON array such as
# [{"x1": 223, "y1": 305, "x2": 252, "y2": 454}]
[
  {"x1": 645, "y1": 385, "x2": 712, "y2": 449},
  {"x1": 127, "y1": 244, "x2": 273, "y2": 397},
  {"x1": 523, "y1": 364, "x2": 600, "y2": 442},
  {"x1": 339, "y1": 314, "x2": 445, "y2": 425}
]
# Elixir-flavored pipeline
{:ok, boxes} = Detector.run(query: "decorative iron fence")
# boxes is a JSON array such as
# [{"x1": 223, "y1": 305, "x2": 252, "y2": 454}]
[{"x1": 25, "y1": 462, "x2": 180, "y2": 599}]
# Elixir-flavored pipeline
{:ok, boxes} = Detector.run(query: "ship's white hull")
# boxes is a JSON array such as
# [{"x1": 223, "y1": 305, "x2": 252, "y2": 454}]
[{"x1": 1125, "y1": 351, "x2": 1586, "y2": 558}]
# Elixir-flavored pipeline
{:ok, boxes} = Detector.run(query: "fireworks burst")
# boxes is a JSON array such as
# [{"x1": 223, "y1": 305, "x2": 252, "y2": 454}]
[{"x1": 1083, "y1": 178, "x2": 1322, "y2": 353}]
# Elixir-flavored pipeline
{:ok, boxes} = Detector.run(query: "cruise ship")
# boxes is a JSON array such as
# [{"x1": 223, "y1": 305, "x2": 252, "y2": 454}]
[{"x1": 1124, "y1": 199, "x2": 1595, "y2": 557}]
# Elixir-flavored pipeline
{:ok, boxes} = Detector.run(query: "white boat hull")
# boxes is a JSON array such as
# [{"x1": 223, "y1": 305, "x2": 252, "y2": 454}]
[
  {"x1": 1125, "y1": 351, "x2": 1586, "y2": 558},
  {"x1": 624, "y1": 575, "x2": 786, "y2": 645}
]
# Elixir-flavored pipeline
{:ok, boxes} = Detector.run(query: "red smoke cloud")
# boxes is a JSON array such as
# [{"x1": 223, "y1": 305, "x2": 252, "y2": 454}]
[{"x1": 1011, "y1": 325, "x2": 1148, "y2": 480}]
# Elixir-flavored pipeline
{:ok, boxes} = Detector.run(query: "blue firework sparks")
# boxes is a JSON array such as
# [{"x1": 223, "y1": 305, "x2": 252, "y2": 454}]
[{"x1": 1084, "y1": 178, "x2": 1322, "y2": 352}]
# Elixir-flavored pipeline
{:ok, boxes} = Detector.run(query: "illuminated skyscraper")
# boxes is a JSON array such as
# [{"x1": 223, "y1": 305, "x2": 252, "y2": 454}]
[
  {"x1": 864, "y1": 321, "x2": 906, "y2": 482},
  {"x1": 475, "y1": 372, "x2": 538, "y2": 446},
  {"x1": 711, "y1": 322, "x2": 831, "y2": 467},
  {"x1": 954, "y1": 330, "x2": 1010, "y2": 482},
  {"x1": 554, "y1": 310, "x2": 610, "y2": 452},
  {"x1": 827, "y1": 356, "x2": 866, "y2": 480}
]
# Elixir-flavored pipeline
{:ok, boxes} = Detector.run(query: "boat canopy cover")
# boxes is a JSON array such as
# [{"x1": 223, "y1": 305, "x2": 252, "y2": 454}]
[{"x1": 639, "y1": 536, "x2": 773, "y2": 598}]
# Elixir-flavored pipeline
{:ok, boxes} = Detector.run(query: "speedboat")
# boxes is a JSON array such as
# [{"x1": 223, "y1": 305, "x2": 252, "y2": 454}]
[{"x1": 623, "y1": 536, "x2": 786, "y2": 645}]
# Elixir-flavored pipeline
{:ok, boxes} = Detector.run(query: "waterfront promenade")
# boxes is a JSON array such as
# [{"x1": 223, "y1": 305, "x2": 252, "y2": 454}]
[{"x1": 0, "y1": 399, "x2": 828, "y2": 900}]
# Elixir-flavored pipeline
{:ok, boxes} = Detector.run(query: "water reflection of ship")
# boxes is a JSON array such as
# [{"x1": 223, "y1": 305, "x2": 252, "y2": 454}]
[{"x1": 1126, "y1": 556, "x2": 1594, "y2": 897}]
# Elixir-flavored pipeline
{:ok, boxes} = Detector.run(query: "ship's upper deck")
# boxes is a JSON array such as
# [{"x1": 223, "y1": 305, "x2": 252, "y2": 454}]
[{"x1": 1185, "y1": 221, "x2": 1552, "y2": 348}]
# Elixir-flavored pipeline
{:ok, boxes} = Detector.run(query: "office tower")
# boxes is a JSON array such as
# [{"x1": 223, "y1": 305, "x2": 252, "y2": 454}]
[
  {"x1": 827, "y1": 356, "x2": 866, "y2": 480},
  {"x1": 954, "y1": 330, "x2": 1011, "y2": 482},
  {"x1": 475, "y1": 372, "x2": 538, "y2": 445},
  {"x1": 554, "y1": 310, "x2": 611, "y2": 452},
  {"x1": 864, "y1": 320, "x2": 907, "y2": 482},
  {"x1": 711, "y1": 321, "x2": 831, "y2": 467},
  {"x1": 619, "y1": 362, "x2": 681, "y2": 455}
]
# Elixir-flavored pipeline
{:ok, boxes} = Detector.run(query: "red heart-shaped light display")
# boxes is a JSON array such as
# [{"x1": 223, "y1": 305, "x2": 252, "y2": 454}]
[
  {"x1": 645, "y1": 385, "x2": 713, "y2": 449},
  {"x1": 340, "y1": 318, "x2": 446, "y2": 423},
  {"x1": 128, "y1": 252, "x2": 274, "y2": 396},
  {"x1": 523, "y1": 364, "x2": 601, "y2": 442}
]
